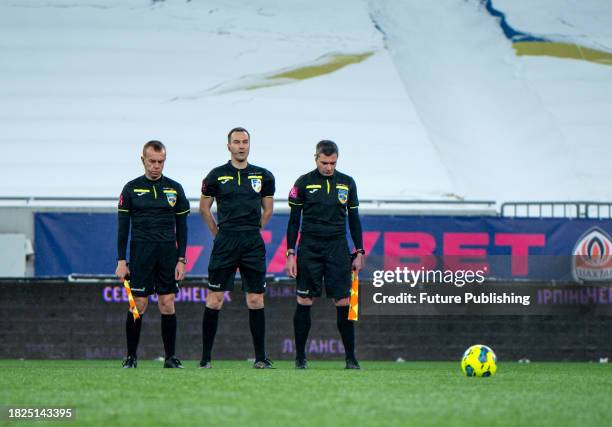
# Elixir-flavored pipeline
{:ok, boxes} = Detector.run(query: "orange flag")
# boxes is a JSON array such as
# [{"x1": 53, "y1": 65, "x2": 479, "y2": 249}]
[
  {"x1": 123, "y1": 280, "x2": 140, "y2": 320},
  {"x1": 348, "y1": 271, "x2": 359, "y2": 321}
]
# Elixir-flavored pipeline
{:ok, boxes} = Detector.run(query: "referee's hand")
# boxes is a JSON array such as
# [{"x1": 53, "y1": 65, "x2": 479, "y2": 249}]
[
  {"x1": 116, "y1": 261, "x2": 130, "y2": 281},
  {"x1": 286, "y1": 255, "x2": 297, "y2": 278},
  {"x1": 175, "y1": 261, "x2": 185, "y2": 281},
  {"x1": 352, "y1": 253, "x2": 364, "y2": 273}
]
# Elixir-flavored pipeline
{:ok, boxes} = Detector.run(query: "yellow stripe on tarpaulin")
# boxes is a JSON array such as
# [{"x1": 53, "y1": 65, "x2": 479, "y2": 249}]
[
  {"x1": 513, "y1": 41, "x2": 612, "y2": 66},
  {"x1": 272, "y1": 52, "x2": 374, "y2": 80},
  {"x1": 175, "y1": 51, "x2": 376, "y2": 100}
]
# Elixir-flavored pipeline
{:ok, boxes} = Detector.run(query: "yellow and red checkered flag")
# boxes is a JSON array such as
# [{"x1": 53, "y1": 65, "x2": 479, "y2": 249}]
[
  {"x1": 123, "y1": 280, "x2": 140, "y2": 320},
  {"x1": 348, "y1": 271, "x2": 359, "y2": 321}
]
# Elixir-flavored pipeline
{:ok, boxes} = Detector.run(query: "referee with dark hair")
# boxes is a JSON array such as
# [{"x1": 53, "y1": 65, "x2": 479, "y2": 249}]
[
  {"x1": 199, "y1": 127, "x2": 275, "y2": 369},
  {"x1": 116, "y1": 140, "x2": 190, "y2": 368},
  {"x1": 285, "y1": 140, "x2": 364, "y2": 369}
]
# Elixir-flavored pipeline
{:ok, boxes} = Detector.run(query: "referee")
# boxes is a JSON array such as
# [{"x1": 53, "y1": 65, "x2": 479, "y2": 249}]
[
  {"x1": 199, "y1": 127, "x2": 275, "y2": 369},
  {"x1": 285, "y1": 140, "x2": 364, "y2": 369},
  {"x1": 116, "y1": 140, "x2": 190, "y2": 368}
]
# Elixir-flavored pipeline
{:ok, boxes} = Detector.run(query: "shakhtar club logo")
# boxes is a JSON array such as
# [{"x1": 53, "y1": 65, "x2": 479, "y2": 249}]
[{"x1": 572, "y1": 227, "x2": 612, "y2": 282}]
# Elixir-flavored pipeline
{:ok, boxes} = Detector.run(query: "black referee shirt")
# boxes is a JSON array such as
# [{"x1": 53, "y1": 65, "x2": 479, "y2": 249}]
[
  {"x1": 201, "y1": 161, "x2": 275, "y2": 231},
  {"x1": 288, "y1": 169, "x2": 359, "y2": 238},
  {"x1": 118, "y1": 175, "x2": 190, "y2": 243}
]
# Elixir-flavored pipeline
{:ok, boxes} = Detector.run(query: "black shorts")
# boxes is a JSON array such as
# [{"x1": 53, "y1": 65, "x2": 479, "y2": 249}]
[
  {"x1": 207, "y1": 230, "x2": 266, "y2": 294},
  {"x1": 129, "y1": 241, "x2": 179, "y2": 297},
  {"x1": 296, "y1": 236, "x2": 351, "y2": 299}
]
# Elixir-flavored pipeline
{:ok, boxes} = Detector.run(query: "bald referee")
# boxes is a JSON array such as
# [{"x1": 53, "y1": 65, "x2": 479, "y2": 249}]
[{"x1": 116, "y1": 140, "x2": 190, "y2": 369}]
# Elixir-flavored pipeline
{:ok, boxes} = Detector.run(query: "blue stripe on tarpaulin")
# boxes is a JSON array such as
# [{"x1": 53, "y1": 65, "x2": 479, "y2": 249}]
[
  {"x1": 483, "y1": 0, "x2": 546, "y2": 42},
  {"x1": 34, "y1": 212, "x2": 612, "y2": 282},
  {"x1": 483, "y1": 0, "x2": 612, "y2": 66}
]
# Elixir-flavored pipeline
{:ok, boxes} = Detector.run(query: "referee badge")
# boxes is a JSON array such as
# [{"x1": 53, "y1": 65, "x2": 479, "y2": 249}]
[
  {"x1": 251, "y1": 178, "x2": 262, "y2": 193},
  {"x1": 337, "y1": 188, "x2": 348, "y2": 205},
  {"x1": 165, "y1": 191, "x2": 177, "y2": 207}
]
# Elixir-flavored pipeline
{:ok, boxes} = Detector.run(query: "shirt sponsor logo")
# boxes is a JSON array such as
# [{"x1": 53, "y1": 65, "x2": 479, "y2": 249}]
[
  {"x1": 572, "y1": 227, "x2": 612, "y2": 281},
  {"x1": 337, "y1": 188, "x2": 348, "y2": 205},
  {"x1": 306, "y1": 184, "x2": 321, "y2": 194},
  {"x1": 251, "y1": 178, "x2": 262, "y2": 193},
  {"x1": 133, "y1": 188, "x2": 150, "y2": 196},
  {"x1": 218, "y1": 176, "x2": 234, "y2": 184}
]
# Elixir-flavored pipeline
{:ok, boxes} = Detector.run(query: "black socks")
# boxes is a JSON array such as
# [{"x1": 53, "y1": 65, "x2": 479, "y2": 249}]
[
  {"x1": 249, "y1": 308, "x2": 266, "y2": 361},
  {"x1": 336, "y1": 305, "x2": 355, "y2": 360},
  {"x1": 201, "y1": 307, "x2": 220, "y2": 362},
  {"x1": 161, "y1": 313, "x2": 177, "y2": 359},
  {"x1": 126, "y1": 311, "x2": 178, "y2": 360},
  {"x1": 293, "y1": 304, "x2": 312, "y2": 360},
  {"x1": 125, "y1": 311, "x2": 142, "y2": 358}
]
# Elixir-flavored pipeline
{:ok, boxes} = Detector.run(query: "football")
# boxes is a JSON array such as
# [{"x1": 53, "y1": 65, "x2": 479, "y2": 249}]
[{"x1": 461, "y1": 344, "x2": 497, "y2": 377}]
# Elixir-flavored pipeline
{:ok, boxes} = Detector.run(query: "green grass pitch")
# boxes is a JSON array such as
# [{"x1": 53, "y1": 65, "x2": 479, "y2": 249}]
[{"x1": 1, "y1": 360, "x2": 611, "y2": 427}]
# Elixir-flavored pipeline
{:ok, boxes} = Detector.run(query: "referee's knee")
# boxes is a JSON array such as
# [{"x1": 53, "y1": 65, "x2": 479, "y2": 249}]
[
  {"x1": 246, "y1": 293, "x2": 264, "y2": 309},
  {"x1": 157, "y1": 295, "x2": 175, "y2": 314},
  {"x1": 334, "y1": 297, "x2": 350, "y2": 307},
  {"x1": 296, "y1": 296, "x2": 314, "y2": 306},
  {"x1": 135, "y1": 297, "x2": 149, "y2": 314},
  {"x1": 205, "y1": 291, "x2": 225, "y2": 310}
]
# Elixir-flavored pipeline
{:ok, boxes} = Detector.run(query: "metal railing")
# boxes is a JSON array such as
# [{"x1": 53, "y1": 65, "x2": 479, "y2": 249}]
[{"x1": 501, "y1": 202, "x2": 612, "y2": 219}]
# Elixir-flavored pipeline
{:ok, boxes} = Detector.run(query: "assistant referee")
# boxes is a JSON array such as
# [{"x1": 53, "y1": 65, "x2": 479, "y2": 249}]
[
  {"x1": 116, "y1": 140, "x2": 190, "y2": 369},
  {"x1": 285, "y1": 140, "x2": 364, "y2": 369}
]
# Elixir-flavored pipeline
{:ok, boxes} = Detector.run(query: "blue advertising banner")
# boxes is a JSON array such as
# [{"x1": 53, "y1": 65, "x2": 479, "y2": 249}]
[{"x1": 35, "y1": 213, "x2": 612, "y2": 282}]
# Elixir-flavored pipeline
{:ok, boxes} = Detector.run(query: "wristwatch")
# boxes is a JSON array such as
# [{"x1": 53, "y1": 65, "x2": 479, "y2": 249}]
[
  {"x1": 178, "y1": 258, "x2": 187, "y2": 264},
  {"x1": 286, "y1": 249, "x2": 296, "y2": 258},
  {"x1": 355, "y1": 249, "x2": 365, "y2": 255}
]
